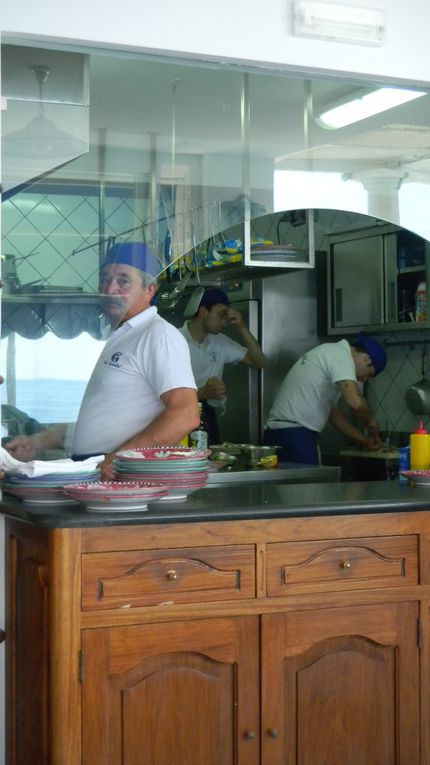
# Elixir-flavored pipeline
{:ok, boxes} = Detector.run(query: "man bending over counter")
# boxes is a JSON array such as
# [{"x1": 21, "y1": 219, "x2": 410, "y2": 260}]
[{"x1": 264, "y1": 333, "x2": 387, "y2": 465}]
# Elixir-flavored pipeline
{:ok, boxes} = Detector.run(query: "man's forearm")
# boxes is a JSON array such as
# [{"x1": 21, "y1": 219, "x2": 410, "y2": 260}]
[
  {"x1": 329, "y1": 407, "x2": 368, "y2": 447},
  {"x1": 237, "y1": 325, "x2": 266, "y2": 368}
]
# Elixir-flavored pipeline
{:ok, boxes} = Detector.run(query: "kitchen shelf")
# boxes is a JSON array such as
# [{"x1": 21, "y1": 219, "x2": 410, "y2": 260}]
[{"x1": 2, "y1": 292, "x2": 99, "y2": 305}]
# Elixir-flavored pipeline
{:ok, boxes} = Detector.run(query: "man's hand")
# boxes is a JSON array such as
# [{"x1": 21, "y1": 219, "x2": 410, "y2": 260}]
[
  {"x1": 98, "y1": 454, "x2": 114, "y2": 481},
  {"x1": 199, "y1": 377, "x2": 226, "y2": 400},
  {"x1": 5, "y1": 435, "x2": 39, "y2": 462},
  {"x1": 226, "y1": 307, "x2": 244, "y2": 328}
]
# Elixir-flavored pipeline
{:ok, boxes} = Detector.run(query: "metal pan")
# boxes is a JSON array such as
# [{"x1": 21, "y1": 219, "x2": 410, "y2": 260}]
[{"x1": 405, "y1": 347, "x2": 430, "y2": 415}]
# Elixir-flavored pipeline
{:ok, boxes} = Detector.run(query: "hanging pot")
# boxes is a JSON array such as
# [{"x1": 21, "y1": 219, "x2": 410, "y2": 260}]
[{"x1": 405, "y1": 347, "x2": 430, "y2": 415}]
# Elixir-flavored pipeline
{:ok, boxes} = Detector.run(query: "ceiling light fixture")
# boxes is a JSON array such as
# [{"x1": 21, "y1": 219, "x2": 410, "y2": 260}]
[
  {"x1": 2, "y1": 65, "x2": 87, "y2": 159},
  {"x1": 293, "y1": 0, "x2": 386, "y2": 46},
  {"x1": 316, "y1": 88, "x2": 427, "y2": 130}
]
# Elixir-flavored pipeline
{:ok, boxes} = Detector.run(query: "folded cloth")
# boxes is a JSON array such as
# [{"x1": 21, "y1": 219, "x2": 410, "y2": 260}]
[{"x1": 0, "y1": 446, "x2": 104, "y2": 478}]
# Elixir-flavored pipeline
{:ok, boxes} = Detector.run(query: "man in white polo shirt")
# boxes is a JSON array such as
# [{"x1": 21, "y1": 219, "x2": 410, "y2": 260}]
[
  {"x1": 180, "y1": 288, "x2": 265, "y2": 443},
  {"x1": 71, "y1": 242, "x2": 199, "y2": 477}
]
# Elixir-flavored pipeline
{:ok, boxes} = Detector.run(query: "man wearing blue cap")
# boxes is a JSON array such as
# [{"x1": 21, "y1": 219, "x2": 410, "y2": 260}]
[
  {"x1": 71, "y1": 242, "x2": 200, "y2": 476},
  {"x1": 180, "y1": 287, "x2": 266, "y2": 443},
  {"x1": 264, "y1": 333, "x2": 387, "y2": 465}
]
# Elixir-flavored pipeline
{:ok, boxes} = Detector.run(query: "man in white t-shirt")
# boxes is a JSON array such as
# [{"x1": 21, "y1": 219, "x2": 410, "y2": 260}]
[
  {"x1": 180, "y1": 288, "x2": 265, "y2": 443},
  {"x1": 264, "y1": 335, "x2": 387, "y2": 465},
  {"x1": 70, "y1": 242, "x2": 199, "y2": 477}
]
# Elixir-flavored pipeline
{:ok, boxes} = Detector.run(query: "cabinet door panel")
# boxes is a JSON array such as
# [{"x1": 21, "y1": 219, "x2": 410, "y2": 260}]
[
  {"x1": 262, "y1": 602, "x2": 420, "y2": 765},
  {"x1": 82, "y1": 616, "x2": 259, "y2": 765},
  {"x1": 331, "y1": 236, "x2": 384, "y2": 327}
]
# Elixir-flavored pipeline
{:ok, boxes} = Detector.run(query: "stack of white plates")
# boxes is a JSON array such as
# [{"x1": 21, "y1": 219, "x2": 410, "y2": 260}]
[
  {"x1": 2, "y1": 468, "x2": 100, "y2": 504},
  {"x1": 113, "y1": 446, "x2": 211, "y2": 501},
  {"x1": 63, "y1": 480, "x2": 168, "y2": 512}
]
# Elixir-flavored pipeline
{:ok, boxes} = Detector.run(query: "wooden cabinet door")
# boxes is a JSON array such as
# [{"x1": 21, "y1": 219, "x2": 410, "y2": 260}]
[
  {"x1": 262, "y1": 602, "x2": 420, "y2": 765},
  {"x1": 81, "y1": 616, "x2": 259, "y2": 765}
]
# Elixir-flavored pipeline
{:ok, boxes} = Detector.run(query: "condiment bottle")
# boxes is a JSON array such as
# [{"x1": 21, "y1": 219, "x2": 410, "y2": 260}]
[
  {"x1": 189, "y1": 403, "x2": 209, "y2": 451},
  {"x1": 410, "y1": 421, "x2": 430, "y2": 470},
  {"x1": 415, "y1": 281, "x2": 427, "y2": 322}
]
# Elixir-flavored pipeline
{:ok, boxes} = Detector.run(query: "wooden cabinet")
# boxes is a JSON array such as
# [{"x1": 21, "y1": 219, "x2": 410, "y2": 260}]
[
  {"x1": 4, "y1": 513, "x2": 430, "y2": 765},
  {"x1": 262, "y1": 602, "x2": 420, "y2": 765},
  {"x1": 81, "y1": 616, "x2": 259, "y2": 765}
]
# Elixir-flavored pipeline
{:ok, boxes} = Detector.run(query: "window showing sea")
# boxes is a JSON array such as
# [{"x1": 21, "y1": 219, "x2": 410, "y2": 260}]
[{"x1": 2, "y1": 379, "x2": 88, "y2": 423}]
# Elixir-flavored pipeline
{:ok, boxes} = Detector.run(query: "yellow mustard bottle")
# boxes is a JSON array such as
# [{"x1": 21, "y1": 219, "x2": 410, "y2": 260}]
[{"x1": 410, "y1": 420, "x2": 430, "y2": 470}]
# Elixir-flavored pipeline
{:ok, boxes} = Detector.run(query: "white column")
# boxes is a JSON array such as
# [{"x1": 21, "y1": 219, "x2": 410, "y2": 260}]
[{"x1": 350, "y1": 170, "x2": 407, "y2": 223}]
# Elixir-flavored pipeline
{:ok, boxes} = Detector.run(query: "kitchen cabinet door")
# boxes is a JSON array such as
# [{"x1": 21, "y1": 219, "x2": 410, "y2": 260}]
[
  {"x1": 330, "y1": 235, "x2": 384, "y2": 328},
  {"x1": 261, "y1": 602, "x2": 420, "y2": 765},
  {"x1": 81, "y1": 616, "x2": 259, "y2": 765}
]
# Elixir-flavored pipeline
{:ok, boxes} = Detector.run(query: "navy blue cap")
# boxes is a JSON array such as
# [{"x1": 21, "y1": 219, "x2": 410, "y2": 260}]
[
  {"x1": 102, "y1": 242, "x2": 158, "y2": 277},
  {"x1": 355, "y1": 332, "x2": 387, "y2": 376},
  {"x1": 199, "y1": 288, "x2": 230, "y2": 309}
]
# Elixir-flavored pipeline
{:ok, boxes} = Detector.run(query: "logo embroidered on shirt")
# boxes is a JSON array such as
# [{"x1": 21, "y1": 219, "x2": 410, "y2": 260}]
[{"x1": 104, "y1": 351, "x2": 122, "y2": 368}]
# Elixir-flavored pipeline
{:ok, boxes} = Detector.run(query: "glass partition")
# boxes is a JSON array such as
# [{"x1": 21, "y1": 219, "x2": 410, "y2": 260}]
[{"x1": 2, "y1": 40, "x2": 430, "y2": 441}]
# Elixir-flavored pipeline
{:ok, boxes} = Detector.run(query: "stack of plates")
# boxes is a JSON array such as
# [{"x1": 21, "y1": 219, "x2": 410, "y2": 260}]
[
  {"x1": 63, "y1": 480, "x2": 167, "y2": 512},
  {"x1": 2, "y1": 468, "x2": 100, "y2": 504},
  {"x1": 113, "y1": 446, "x2": 211, "y2": 501}
]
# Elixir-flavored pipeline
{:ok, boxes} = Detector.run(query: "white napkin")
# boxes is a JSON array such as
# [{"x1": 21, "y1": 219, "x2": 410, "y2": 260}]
[{"x1": 0, "y1": 447, "x2": 104, "y2": 478}]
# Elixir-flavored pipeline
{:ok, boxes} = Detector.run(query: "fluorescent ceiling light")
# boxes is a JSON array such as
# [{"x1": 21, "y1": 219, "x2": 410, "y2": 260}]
[
  {"x1": 293, "y1": 1, "x2": 386, "y2": 46},
  {"x1": 317, "y1": 88, "x2": 427, "y2": 129}
]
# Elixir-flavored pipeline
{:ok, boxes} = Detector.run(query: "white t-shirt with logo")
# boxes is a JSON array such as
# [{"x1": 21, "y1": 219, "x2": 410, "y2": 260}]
[
  {"x1": 72, "y1": 307, "x2": 196, "y2": 454},
  {"x1": 179, "y1": 322, "x2": 247, "y2": 409},
  {"x1": 266, "y1": 339, "x2": 356, "y2": 433}
]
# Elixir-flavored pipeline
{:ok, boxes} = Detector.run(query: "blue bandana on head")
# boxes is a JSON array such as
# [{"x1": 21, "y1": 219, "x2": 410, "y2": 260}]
[
  {"x1": 199, "y1": 288, "x2": 230, "y2": 309},
  {"x1": 102, "y1": 242, "x2": 158, "y2": 278},
  {"x1": 355, "y1": 332, "x2": 387, "y2": 376}
]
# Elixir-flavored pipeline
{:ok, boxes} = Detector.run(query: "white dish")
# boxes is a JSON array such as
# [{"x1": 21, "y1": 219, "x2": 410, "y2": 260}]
[
  {"x1": 21, "y1": 497, "x2": 77, "y2": 505},
  {"x1": 155, "y1": 493, "x2": 188, "y2": 502},
  {"x1": 83, "y1": 499, "x2": 150, "y2": 512},
  {"x1": 400, "y1": 470, "x2": 430, "y2": 486}
]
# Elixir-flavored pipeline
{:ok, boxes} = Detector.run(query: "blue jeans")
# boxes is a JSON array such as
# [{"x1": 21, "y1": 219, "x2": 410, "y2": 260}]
[{"x1": 264, "y1": 426, "x2": 319, "y2": 465}]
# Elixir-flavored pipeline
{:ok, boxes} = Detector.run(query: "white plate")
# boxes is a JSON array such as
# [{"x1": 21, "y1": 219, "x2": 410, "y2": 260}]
[
  {"x1": 155, "y1": 493, "x2": 188, "y2": 502},
  {"x1": 83, "y1": 500, "x2": 149, "y2": 512},
  {"x1": 21, "y1": 497, "x2": 77, "y2": 505},
  {"x1": 400, "y1": 470, "x2": 430, "y2": 486}
]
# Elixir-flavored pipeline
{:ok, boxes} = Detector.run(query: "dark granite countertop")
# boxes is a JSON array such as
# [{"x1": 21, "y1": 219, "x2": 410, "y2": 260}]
[{"x1": 1, "y1": 480, "x2": 430, "y2": 528}]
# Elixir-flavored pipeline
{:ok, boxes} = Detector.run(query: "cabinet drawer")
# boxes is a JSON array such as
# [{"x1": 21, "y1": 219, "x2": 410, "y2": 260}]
[
  {"x1": 82, "y1": 545, "x2": 256, "y2": 609},
  {"x1": 266, "y1": 535, "x2": 418, "y2": 596}
]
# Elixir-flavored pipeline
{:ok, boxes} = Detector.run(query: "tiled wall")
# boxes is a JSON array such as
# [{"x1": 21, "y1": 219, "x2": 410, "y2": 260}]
[{"x1": 368, "y1": 329, "x2": 430, "y2": 437}]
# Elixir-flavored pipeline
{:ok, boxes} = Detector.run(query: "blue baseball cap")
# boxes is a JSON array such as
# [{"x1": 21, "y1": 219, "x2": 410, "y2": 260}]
[
  {"x1": 102, "y1": 242, "x2": 158, "y2": 278},
  {"x1": 199, "y1": 288, "x2": 230, "y2": 309},
  {"x1": 355, "y1": 332, "x2": 387, "y2": 376}
]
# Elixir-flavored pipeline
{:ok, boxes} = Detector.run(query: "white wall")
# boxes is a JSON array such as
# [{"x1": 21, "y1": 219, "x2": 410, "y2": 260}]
[{"x1": 1, "y1": 0, "x2": 430, "y2": 85}]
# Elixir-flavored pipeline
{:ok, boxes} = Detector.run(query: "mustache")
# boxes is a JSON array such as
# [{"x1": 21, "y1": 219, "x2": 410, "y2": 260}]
[{"x1": 98, "y1": 295, "x2": 124, "y2": 306}]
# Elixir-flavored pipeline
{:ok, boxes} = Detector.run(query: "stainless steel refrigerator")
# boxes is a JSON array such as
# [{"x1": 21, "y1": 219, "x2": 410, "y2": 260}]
[{"x1": 160, "y1": 266, "x2": 319, "y2": 445}]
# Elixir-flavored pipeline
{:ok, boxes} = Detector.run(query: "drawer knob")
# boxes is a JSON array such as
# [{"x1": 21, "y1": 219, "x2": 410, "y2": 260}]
[
  {"x1": 167, "y1": 569, "x2": 178, "y2": 581},
  {"x1": 267, "y1": 728, "x2": 279, "y2": 738},
  {"x1": 339, "y1": 560, "x2": 351, "y2": 569},
  {"x1": 244, "y1": 730, "x2": 256, "y2": 740}
]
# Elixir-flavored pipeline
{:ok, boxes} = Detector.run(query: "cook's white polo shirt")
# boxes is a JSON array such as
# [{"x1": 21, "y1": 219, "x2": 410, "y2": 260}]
[
  {"x1": 179, "y1": 321, "x2": 247, "y2": 409},
  {"x1": 72, "y1": 307, "x2": 196, "y2": 454}
]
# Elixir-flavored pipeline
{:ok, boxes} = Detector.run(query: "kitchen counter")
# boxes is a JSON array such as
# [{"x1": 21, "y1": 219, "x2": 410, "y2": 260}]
[
  {"x1": 4, "y1": 476, "x2": 430, "y2": 764},
  {"x1": 207, "y1": 460, "x2": 340, "y2": 486},
  {"x1": 339, "y1": 447, "x2": 398, "y2": 460},
  {"x1": 1, "y1": 478, "x2": 429, "y2": 528}
]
